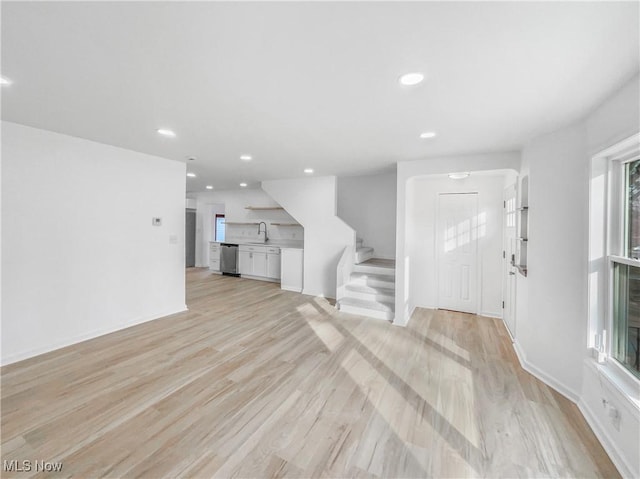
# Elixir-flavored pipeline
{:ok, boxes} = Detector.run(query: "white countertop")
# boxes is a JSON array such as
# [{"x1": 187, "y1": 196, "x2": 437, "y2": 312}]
[{"x1": 210, "y1": 240, "x2": 303, "y2": 249}]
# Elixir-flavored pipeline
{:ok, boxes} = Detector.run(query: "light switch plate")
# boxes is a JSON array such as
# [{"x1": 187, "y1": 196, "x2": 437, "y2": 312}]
[{"x1": 152, "y1": 217, "x2": 162, "y2": 226}]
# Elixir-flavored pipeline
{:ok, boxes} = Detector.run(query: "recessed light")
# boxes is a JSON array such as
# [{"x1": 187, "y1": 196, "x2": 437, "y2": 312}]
[
  {"x1": 448, "y1": 172, "x2": 470, "y2": 180},
  {"x1": 206, "y1": 185, "x2": 213, "y2": 190},
  {"x1": 0, "y1": 76, "x2": 12, "y2": 86},
  {"x1": 304, "y1": 168, "x2": 314, "y2": 174},
  {"x1": 157, "y1": 128, "x2": 176, "y2": 137},
  {"x1": 399, "y1": 72, "x2": 424, "y2": 86},
  {"x1": 239, "y1": 182, "x2": 248, "y2": 187},
  {"x1": 187, "y1": 172, "x2": 196, "y2": 178},
  {"x1": 420, "y1": 131, "x2": 437, "y2": 139},
  {"x1": 240, "y1": 155, "x2": 253, "y2": 161}
]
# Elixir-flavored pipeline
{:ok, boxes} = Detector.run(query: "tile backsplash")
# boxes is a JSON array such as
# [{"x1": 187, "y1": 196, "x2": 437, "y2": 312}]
[{"x1": 225, "y1": 223, "x2": 303, "y2": 243}]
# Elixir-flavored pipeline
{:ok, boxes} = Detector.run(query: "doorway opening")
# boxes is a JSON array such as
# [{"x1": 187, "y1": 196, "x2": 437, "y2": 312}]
[{"x1": 185, "y1": 208, "x2": 196, "y2": 268}]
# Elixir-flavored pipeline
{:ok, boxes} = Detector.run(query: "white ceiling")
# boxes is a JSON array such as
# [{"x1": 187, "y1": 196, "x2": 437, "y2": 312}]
[{"x1": 2, "y1": 2, "x2": 638, "y2": 192}]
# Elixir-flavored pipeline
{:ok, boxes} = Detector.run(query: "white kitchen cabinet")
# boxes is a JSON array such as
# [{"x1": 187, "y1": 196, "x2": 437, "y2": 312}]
[
  {"x1": 209, "y1": 242, "x2": 221, "y2": 272},
  {"x1": 267, "y1": 249, "x2": 281, "y2": 279},
  {"x1": 238, "y1": 244, "x2": 281, "y2": 281},
  {"x1": 253, "y1": 252, "x2": 268, "y2": 277},
  {"x1": 238, "y1": 250, "x2": 252, "y2": 275},
  {"x1": 281, "y1": 248, "x2": 303, "y2": 292}
]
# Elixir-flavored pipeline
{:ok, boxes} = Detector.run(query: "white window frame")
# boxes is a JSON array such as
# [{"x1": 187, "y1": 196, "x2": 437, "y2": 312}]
[
  {"x1": 608, "y1": 158, "x2": 640, "y2": 378},
  {"x1": 589, "y1": 132, "x2": 640, "y2": 397}
]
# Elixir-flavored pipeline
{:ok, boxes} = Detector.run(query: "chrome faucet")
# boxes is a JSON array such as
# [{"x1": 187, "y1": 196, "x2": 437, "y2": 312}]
[{"x1": 257, "y1": 222, "x2": 268, "y2": 242}]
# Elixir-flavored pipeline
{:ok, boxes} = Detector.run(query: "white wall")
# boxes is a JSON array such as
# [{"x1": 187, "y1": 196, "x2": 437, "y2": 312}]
[
  {"x1": 337, "y1": 172, "x2": 396, "y2": 259},
  {"x1": 586, "y1": 73, "x2": 640, "y2": 155},
  {"x1": 395, "y1": 152, "x2": 520, "y2": 325},
  {"x1": 406, "y1": 174, "x2": 506, "y2": 318},
  {"x1": 516, "y1": 123, "x2": 588, "y2": 400},
  {"x1": 262, "y1": 176, "x2": 355, "y2": 298},
  {"x1": 514, "y1": 73, "x2": 640, "y2": 478},
  {"x1": 192, "y1": 188, "x2": 302, "y2": 267},
  {"x1": 1, "y1": 122, "x2": 186, "y2": 365}
]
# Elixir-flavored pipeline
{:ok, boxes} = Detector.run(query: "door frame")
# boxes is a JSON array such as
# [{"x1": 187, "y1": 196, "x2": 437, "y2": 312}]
[
  {"x1": 502, "y1": 183, "x2": 518, "y2": 338},
  {"x1": 185, "y1": 208, "x2": 197, "y2": 268},
  {"x1": 435, "y1": 192, "x2": 480, "y2": 314}
]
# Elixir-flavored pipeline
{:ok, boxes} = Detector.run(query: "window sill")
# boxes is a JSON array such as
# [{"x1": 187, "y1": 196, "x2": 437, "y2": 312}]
[{"x1": 585, "y1": 355, "x2": 640, "y2": 414}]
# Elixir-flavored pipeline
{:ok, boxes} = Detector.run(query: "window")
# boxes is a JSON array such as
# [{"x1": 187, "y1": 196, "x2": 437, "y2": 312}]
[
  {"x1": 590, "y1": 133, "x2": 640, "y2": 397},
  {"x1": 215, "y1": 214, "x2": 225, "y2": 242},
  {"x1": 611, "y1": 158, "x2": 640, "y2": 378},
  {"x1": 626, "y1": 160, "x2": 640, "y2": 259}
]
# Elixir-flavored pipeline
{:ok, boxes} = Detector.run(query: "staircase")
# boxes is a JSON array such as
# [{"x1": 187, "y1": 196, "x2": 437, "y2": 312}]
[{"x1": 337, "y1": 239, "x2": 395, "y2": 321}]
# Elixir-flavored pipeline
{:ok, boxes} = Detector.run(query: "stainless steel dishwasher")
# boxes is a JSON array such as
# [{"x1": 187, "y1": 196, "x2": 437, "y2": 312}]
[{"x1": 220, "y1": 243, "x2": 239, "y2": 276}]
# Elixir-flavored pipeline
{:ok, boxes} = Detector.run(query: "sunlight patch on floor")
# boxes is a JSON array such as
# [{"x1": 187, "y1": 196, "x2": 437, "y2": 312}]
[
  {"x1": 340, "y1": 348, "x2": 481, "y2": 475},
  {"x1": 298, "y1": 304, "x2": 344, "y2": 352},
  {"x1": 430, "y1": 330, "x2": 472, "y2": 363}
]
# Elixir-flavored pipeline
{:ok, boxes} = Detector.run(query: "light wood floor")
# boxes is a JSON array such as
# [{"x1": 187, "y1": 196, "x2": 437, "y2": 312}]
[{"x1": 1, "y1": 268, "x2": 618, "y2": 478}]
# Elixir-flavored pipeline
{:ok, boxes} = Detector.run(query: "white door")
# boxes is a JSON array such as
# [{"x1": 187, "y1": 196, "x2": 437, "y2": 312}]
[
  {"x1": 503, "y1": 184, "x2": 517, "y2": 337},
  {"x1": 437, "y1": 193, "x2": 478, "y2": 314}
]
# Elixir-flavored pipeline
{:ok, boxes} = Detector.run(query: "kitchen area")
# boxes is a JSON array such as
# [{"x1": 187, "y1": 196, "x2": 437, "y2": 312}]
[{"x1": 204, "y1": 202, "x2": 304, "y2": 293}]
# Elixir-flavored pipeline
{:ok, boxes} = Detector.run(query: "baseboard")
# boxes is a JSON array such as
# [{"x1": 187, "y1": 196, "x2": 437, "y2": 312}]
[
  {"x1": 408, "y1": 304, "x2": 416, "y2": 322},
  {"x1": 1, "y1": 305, "x2": 188, "y2": 366},
  {"x1": 392, "y1": 303, "x2": 415, "y2": 327},
  {"x1": 411, "y1": 305, "x2": 501, "y2": 319},
  {"x1": 502, "y1": 320, "x2": 516, "y2": 342},
  {"x1": 578, "y1": 399, "x2": 634, "y2": 479},
  {"x1": 512, "y1": 340, "x2": 580, "y2": 402},
  {"x1": 302, "y1": 289, "x2": 336, "y2": 300},
  {"x1": 239, "y1": 274, "x2": 280, "y2": 284},
  {"x1": 413, "y1": 303, "x2": 438, "y2": 310},
  {"x1": 281, "y1": 285, "x2": 303, "y2": 293}
]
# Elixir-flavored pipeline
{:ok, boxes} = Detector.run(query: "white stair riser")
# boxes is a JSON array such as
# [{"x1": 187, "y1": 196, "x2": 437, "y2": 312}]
[
  {"x1": 355, "y1": 246, "x2": 373, "y2": 264},
  {"x1": 353, "y1": 264, "x2": 396, "y2": 276},
  {"x1": 345, "y1": 283, "x2": 395, "y2": 295},
  {"x1": 350, "y1": 277, "x2": 395, "y2": 289},
  {"x1": 339, "y1": 304, "x2": 394, "y2": 321},
  {"x1": 355, "y1": 254, "x2": 374, "y2": 264},
  {"x1": 344, "y1": 289, "x2": 394, "y2": 303}
]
